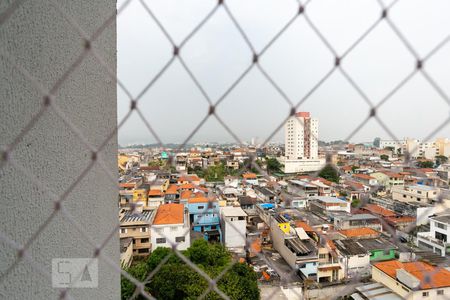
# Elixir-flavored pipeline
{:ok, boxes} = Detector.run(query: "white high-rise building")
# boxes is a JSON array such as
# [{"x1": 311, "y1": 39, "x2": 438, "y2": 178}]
[
  {"x1": 285, "y1": 112, "x2": 319, "y2": 160},
  {"x1": 283, "y1": 112, "x2": 324, "y2": 173}
]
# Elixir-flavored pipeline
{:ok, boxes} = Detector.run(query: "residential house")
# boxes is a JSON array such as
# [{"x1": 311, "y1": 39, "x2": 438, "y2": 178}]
[
  {"x1": 310, "y1": 196, "x2": 351, "y2": 214},
  {"x1": 254, "y1": 186, "x2": 276, "y2": 202},
  {"x1": 333, "y1": 214, "x2": 383, "y2": 232},
  {"x1": 371, "y1": 171, "x2": 404, "y2": 190},
  {"x1": 288, "y1": 180, "x2": 319, "y2": 198},
  {"x1": 220, "y1": 206, "x2": 247, "y2": 253},
  {"x1": 392, "y1": 184, "x2": 439, "y2": 204},
  {"x1": 119, "y1": 208, "x2": 154, "y2": 256},
  {"x1": 372, "y1": 260, "x2": 450, "y2": 299},
  {"x1": 334, "y1": 239, "x2": 371, "y2": 279},
  {"x1": 151, "y1": 203, "x2": 190, "y2": 251},
  {"x1": 269, "y1": 214, "x2": 318, "y2": 280},
  {"x1": 416, "y1": 214, "x2": 450, "y2": 256},
  {"x1": 357, "y1": 238, "x2": 397, "y2": 262},
  {"x1": 352, "y1": 174, "x2": 378, "y2": 186},
  {"x1": 187, "y1": 197, "x2": 221, "y2": 242},
  {"x1": 317, "y1": 240, "x2": 344, "y2": 283},
  {"x1": 242, "y1": 172, "x2": 258, "y2": 186},
  {"x1": 147, "y1": 189, "x2": 165, "y2": 208}
]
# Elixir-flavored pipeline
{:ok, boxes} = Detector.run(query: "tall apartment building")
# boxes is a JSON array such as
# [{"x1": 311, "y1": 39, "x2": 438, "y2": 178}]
[
  {"x1": 285, "y1": 112, "x2": 319, "y2": 160},
  {"x1": 284, "y1": 112, "x2": 324, "y2": 173}
]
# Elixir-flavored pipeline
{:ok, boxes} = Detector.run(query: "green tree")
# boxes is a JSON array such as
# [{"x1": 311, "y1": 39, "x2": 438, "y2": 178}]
[
  {"x1": 266, "y1": 157, "x2": 282, "y2": 174},
  {"x1": 351, "y1": 198, "x2": 361, "y2": 208},
  {"x1": 121, "y1": 260, "x2": 149, "y2": 299},
  {"x1": 318, "y1": 164, "x2": 340, "y2": 183},
  {"x1": 380, "y1": 154, "x2": 389, "y2": 161},
  {"x1": 435, "y1": 155, "x2": 449, "y2": 166},
  {"x1": 417, "y1": 160, "x2": 434, "y2": 168},
  {"x1": 373, "y1": 137, "x2": 381, "y2": 148},
  {"x1": 122, "y1": 240, "x2": 260, "y2": 300}
]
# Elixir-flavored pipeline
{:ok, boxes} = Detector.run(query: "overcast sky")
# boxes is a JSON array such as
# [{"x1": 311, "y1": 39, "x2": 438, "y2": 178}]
[{"x1": 117, "y1": 0, "x2": 450, "y2": 146}]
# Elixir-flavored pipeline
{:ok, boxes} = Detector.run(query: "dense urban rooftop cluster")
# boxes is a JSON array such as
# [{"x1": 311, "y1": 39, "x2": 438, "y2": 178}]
[{"x1": 118, "y1": 117, "x2": 450, "y2": 299}]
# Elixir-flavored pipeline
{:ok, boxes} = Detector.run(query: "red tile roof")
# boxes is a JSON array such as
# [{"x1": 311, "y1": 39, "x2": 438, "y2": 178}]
[
  {"x1": 385, "y1": 216, "x2": 416, "y2": 224},
  {"x1": 148, "y1": 189, "x2": 164, "y2": 196},
  {"x1": 295, "y1": 221, "x2": 314, "y2": 232},
  {"x1": 338, "y1": 227, "x2": 380, "y2": 238},
  {"x1": 188, "y1": 197, "x2": 215, "y2": 204},
  {"x1": 373, "y1": 260, "x2": 450, "y2": 289},
  {"x1": 243, "y1": 173, "x2": 257, "y2": 179},
  {"x1": 363, "y1": 204, "x2": 396, "y2": 217},
  {"x1": 179, "y1": 183, "x2": 195, "y2": 190},
  {"x1": 353, "y1": 174, "x2": 375, "y2": 180},
  {"x1": 166, "y1": 184, "x2": 178, "y2": 194},
  {"x1": 296, "y1": 112, "x2": 310, "y2": 118},
  {"x1": 153, "y1": 204, "x2": 184, "y2": 225}
]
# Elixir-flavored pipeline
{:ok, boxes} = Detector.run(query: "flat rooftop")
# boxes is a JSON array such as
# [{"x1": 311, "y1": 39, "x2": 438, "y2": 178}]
[
  {"x1": 431, "y1": 214, "x2": 450, "y2": 224},
  {"x1": 408, "y1": 184, "x2": 438, "y2": 191},
  {"x1": 357, "y1": 238, "x2": 398, "y2": 251},
  {"x1": 314, "y1": 196, "x2": 348, "y2": 204},
  {"x1": 289, "y1": 180, "x2": 317, "y2": 188},
  {"x1": 221, "y1": 206, "x2": 247, "y2": 217},
  {"x1": 120, "y1": 209, "x2": 154, "y2": 223},
  {"x1": 333, "y1": 213, "x2": 379, "y2": 221},
  {"x1": 334, "y1": 239, "x2": 367, "y2": 256}
]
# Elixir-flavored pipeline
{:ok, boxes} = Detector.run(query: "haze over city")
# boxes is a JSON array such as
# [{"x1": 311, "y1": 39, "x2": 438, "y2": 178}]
[{"x1": 117, "y1": 0, "x2": 450, "y2": 146}]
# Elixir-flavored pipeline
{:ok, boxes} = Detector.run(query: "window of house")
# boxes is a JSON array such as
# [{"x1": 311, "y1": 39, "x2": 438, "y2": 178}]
[
  {"x1": 436, "y1": 222, "x2": 446, "y2": 230},
  {"x1": 140, "y1": 238, "x2": 149, "y2": 243},
  {"x1": 230, "y1": 217, "x2": 234, "y2": 221},
  {"x1": 422, "y1": 291, "x2": 429, "y2": 297},
  {"x1": 437, "y1": 290, "x2": 444, "y2": 295},
  {"x1": 120, "y1": 228, "x2": 127, "y2": 234},
  {"x1": 198, "y1": 205, "x2": 204, "y2": 210},
  {"x1": 238, "y1": 216, "x2": 245, "y2": 220},
  {"x1": 319, "y1": 254, "x2": 326, "y2": 259},
  {"x1": 141, "y1": 227, "x2": 148, "y2": 233},
  {"x1": 176, "y1": 236, "x2": 185, "y2": 243},
  {"x1": 156, "y1": 238, "x2": 166, "y2": 244},
  {"x1": 138, "y1": 248, "x2": 149, "y2": 254}
]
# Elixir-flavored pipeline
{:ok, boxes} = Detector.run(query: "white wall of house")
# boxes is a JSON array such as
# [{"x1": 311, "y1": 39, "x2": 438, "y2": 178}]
[
  {"x1": 340, "y1": 254, "x2": 371, "y2": 279},
  {"x1": 151, "y1": 223, "x2": 190, "y2": 251},
  {"x1": 222, "y1": 216, "x2": 246, "y2": 249}
]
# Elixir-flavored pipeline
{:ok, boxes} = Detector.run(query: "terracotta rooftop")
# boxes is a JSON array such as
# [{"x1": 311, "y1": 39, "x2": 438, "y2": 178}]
[
  {"x1": 385, "y1": 216, "x2": 416, "y2": 224},
  {"x1": 178, "y1": 183, "x2": 195, "y2": 190},
  {"x1": 188, "y1": 196, "x2": 212, "y2": 204},
  {"x1": 295, "y1": 221, "x2": 314, "y2": 232},
  {"x1": 153, "y1": 203, "x2": 184, "y2": 225},
  {"x1": 353, "y1": 173, "x2": 375, "y2": 180},
  {"x1": 295, "y1": 112, "x2": 310, "y2": 118},
  {"x1": 166, "y1": 184, "x2": 178, "y2": 194},
  {"x1": 243, "y1": 173, "x2": 257, "y2": 179},
  {"x1": 363, "y1": 204, "x2": 396, "y2": 217},
  {"x1": 373, "y1": 260, "x2": 450, "y2": 289},
  {"x1": 338, "y1": 227, "x2": 380, "y2": 238},
  {"x1": 178, "y1": 175, "x2": 200, "y2": 182},
  {"x1": 148, "y1": 189, "x2": 164, "y2": 196},
  {"x1": 381, "y1": 171, "x2": 403, "y2": 179}
]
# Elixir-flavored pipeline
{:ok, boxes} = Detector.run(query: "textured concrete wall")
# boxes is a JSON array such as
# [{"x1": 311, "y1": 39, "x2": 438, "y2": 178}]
[{"x1": 0, "y1": 1, "x2": 119, "y2": 299}]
